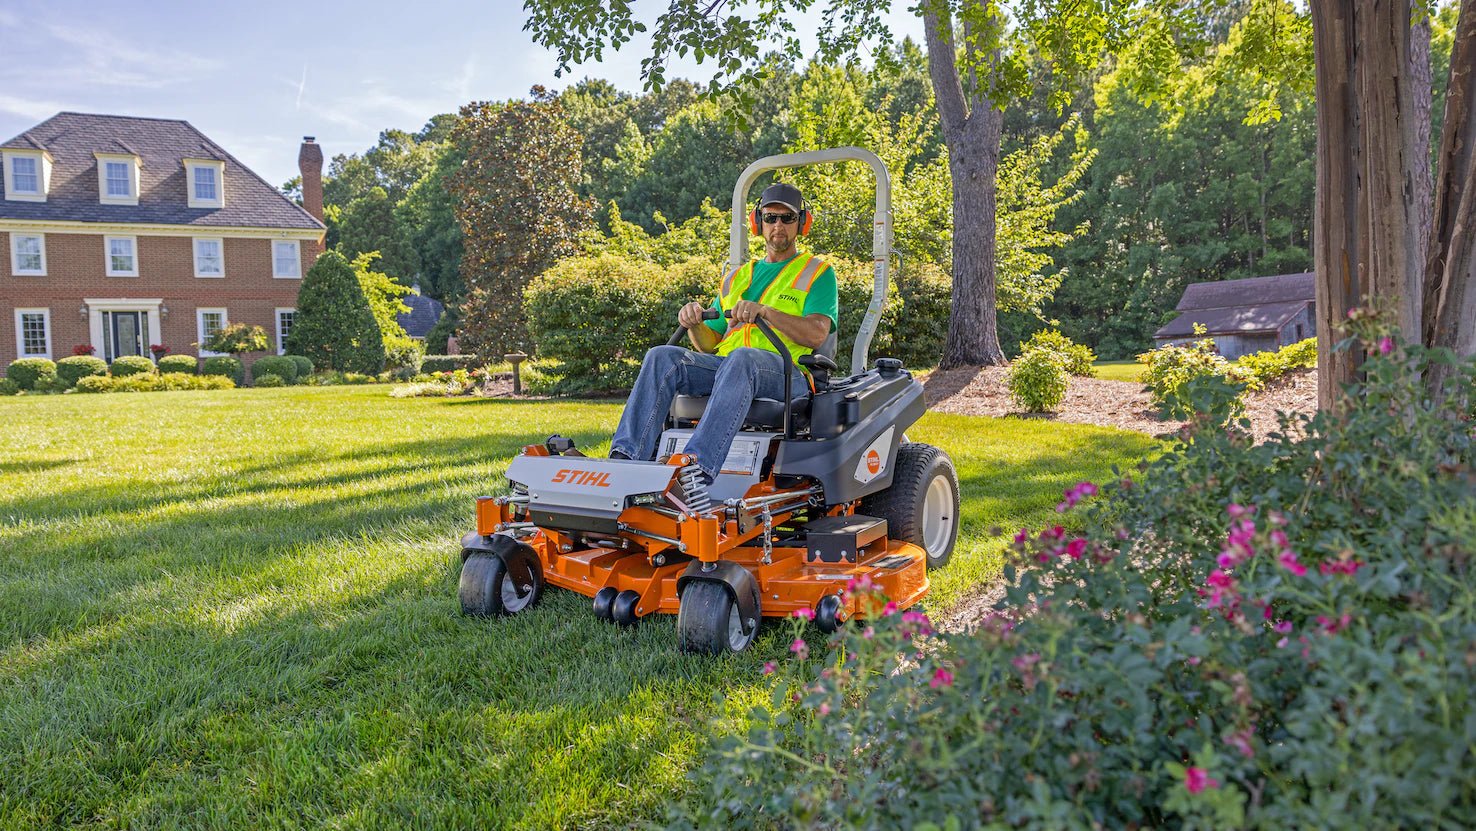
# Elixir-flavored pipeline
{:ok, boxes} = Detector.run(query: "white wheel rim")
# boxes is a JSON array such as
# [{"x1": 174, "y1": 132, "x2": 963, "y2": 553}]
[
  {"x1": 725, "y1": 603, "x2": 750, "y2": 651},
  {"x1": 500, "y1": 571, "x2": 532, "y2": 612},
  {"x1": 922, "y1": 474, "x2": 954, "y2": 558}
]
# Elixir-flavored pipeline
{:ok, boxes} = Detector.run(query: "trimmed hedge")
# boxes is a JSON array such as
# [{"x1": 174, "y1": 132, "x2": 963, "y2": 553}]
[
  {"x1": 76, "y1": 373, "x2": 235, "y2": 393},
  {"x1": 6, "y1": 358, "x2": 56, "y2": 390},
  {"x1": 56, "y1": 356, "x2": 108, "y2": 386},
  {"x1": 254, "y1": 373, "x2": 287, "y2": 387},
  {"x1": 0, "y1": 378, "x2": 19, "y2": 395},
  {"x1": 285, "y1": 355, "x2": 314, "y2": 379},
  {"x1": 420, "y1": 355, "x2": 484, "y2": 373},
  {"x1": 1007, "y1": 347, "x2": 1070, "y2": 412},
  {"x1": 157, "y1": 355, "x2": 199, "y2": 375},
  {"x1": 251, "y1": 356, "x2": 299, "y2": 385},
  {"x1": 201, "y1": 356, "x2": 244, "y2": 385},
  {"x1": 109, "y1": 356, "x2": 156, "y2": 378}
]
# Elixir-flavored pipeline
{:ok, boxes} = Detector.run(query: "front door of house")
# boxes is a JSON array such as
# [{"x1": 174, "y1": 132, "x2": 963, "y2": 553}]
[{"x1": 104, "y1": 311, "x2": 149, "y2": 362}]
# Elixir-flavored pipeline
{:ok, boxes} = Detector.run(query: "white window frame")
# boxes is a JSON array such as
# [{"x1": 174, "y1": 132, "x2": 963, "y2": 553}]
[
  {"x1": 197, "y1": 308, "x2": 229, "y2": 357},
  {"x1": 272, "y1": 239, "x2": 301, "y2": 279},
  {"x1": 95, "y1": 153, "x2": 141, "y2": 205},
  {"x1": 104, "y1": 235, "x2": 139, "y2": 277},
  {"x1": 185, "y1": 159, "x2": 225, "y2": 209},
  {"x1": 275, "y1": 308, "x2": 297, "y2": 355},
  {"x1": 193, "y1": 237, "x2": 224, "y2": 278},
  {"x1": 14, "y1": 308, "x2": 52, "y2": 359},
  {"x1": 3, "y1": 150, "x2": 50, "y2": 202},
  {"x1": 9, "y1": 232, "x2": 46, "y2": 275}
]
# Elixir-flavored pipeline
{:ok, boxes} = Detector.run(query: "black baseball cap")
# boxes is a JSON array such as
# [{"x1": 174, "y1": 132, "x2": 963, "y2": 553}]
[{"x1": 759, "y1": 182, "x2": 803, "y2": 214}]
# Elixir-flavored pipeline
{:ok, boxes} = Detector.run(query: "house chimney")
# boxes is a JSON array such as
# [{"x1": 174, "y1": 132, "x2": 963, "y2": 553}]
[{"x1": 298, "y1": 136, "x2": 323, "y2": 222}]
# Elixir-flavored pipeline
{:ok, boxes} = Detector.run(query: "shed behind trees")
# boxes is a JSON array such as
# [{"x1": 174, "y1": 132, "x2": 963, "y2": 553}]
[{"x1": 1154, "y1": 272, "x2": 1316, "y2": 360}]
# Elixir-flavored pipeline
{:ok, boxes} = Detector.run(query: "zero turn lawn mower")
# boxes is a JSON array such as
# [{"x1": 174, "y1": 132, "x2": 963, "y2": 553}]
[{"x1": 457, "y1": 148, "x2": 961, "y2": 654}]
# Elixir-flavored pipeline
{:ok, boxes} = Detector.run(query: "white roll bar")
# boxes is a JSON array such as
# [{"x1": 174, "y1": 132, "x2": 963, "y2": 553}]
[{"x1": 730, "y1": 147, "x2": 892, "y2": 373}]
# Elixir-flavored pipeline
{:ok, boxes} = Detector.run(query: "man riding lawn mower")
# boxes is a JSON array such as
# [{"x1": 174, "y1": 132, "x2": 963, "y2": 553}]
[{"x1": 459, "y1": 148, "x2": 961, "y2": 655}]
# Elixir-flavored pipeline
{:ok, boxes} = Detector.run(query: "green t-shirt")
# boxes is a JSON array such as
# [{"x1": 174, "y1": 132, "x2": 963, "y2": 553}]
[{"x1": 705, "y1": 253, "x2": 839, "y2": 336}]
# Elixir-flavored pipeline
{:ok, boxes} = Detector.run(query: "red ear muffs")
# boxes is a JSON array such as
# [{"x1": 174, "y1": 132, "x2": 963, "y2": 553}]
[
  {"x1": 749, "y1": 206, "x2": 762, "y2": 236},
  {"x1": 798, "y1": 209, "x2": 813, "y2": 236}
]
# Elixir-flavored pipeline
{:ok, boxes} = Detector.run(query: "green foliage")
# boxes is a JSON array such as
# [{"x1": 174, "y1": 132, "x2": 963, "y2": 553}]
[
  {"x1": 423, "y1": 309, "x2": 457, "y2": 355},
  {"x1": 32, "y1": 374, "x2": 71, "y2": 394},
  {"x1": 1234, "y1": 337, "x2": 1317, "y2": 391},
  {"x1": 686, "y1": 330, "x2": 1476, "y2": 830},
  {"x1": 1139, "y1": 335, "x2": 1249, "y2": 420},
  {"x1": 203, "y1": 323, "x2": 270, "y2": 356},
  {"x1": 108, "y1": 356, "x2": 157, "y2": 378},
  {"x1": 0, "y1": 378, "x2": 18, "y2": 395},
  {"x1": 1007, "y1": 347, "x2": 1071, "y2": 412},
  {"x1": 253, "y1": 373, "x2": 286, "y2": 388},
  {"x1": 6, "y1": 358, "x2": 56, "y2": 390},
  {"x1": 251, "y1": 356, "x2": 299, "y2": 385},
  {"x1": 55, "y1": 356, "x2": 109, "y2": 387},
  {"x1": 1022, "y1": 329, "x2": 1097, "y2": 377},
  {"x1": 286, "y1": 250, "x2": 386, "y2": 375},
  {"x1": 450, "y1": 90, "x2": 594, "y2": 361},
  {"x1": 336, "y1": 187, "x2": 418, "y2": 282},
  {"x1": 348, "y1": 252, "x2": 418, "y2": 370},
  {"x1": 201, "y1": 356, "x2": 244, "y2": 385},
  {"x1": 156, "y1": 354, "x2": 198, "y2": 375},
  {"x1": 420, "y1": 355, "x2": 483, "y2": 373},
  {"x1": 76, "y1": 373, "x2": 235, "y2": 393},
  {"x1": 579, "y1": 201, "x2": 737, "y2": 267},
  {"x1": 286, "y1": 355, "x2": 314, "y2": 379}
]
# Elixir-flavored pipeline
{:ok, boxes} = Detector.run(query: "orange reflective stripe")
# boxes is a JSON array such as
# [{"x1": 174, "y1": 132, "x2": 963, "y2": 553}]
[{"x1": 792, "y1": 257, "x2": 826, "y2": 291}]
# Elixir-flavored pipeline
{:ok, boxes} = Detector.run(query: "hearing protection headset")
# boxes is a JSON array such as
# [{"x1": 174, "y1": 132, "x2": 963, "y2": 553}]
[{"x1": 749, "y1": 199, "x2": 813, "y2": 236}]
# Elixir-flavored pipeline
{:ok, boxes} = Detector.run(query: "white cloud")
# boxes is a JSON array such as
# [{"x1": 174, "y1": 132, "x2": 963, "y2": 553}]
[
  {"x1": 0, "y1": 92, "x2": 68, "y2": 121},
  {"x1": 0, "y1": 23, "x2": 225, "y2": 90}
]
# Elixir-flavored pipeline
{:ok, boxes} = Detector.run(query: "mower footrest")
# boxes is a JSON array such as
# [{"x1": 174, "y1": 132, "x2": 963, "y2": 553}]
[{"x1": 804, "y1": 514, "x2": 887, "y2": 564}]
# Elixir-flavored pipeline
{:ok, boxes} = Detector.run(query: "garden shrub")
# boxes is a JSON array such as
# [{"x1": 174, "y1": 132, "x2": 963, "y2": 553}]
[
  {"x1": 157, "y1": 354, "x2": 198, "y2": 375},
  {"x1": 201, "y1": 356, "x2": 244, "y2": 385},
  {"x1": 285, "y1": 355, "x2": 314, "y2": 379},
  {"x1": 1139, "y1": 335, "x2": 1249, "y2": 420},
  {"x1": 1234, "y1": 338, "x2": 1317, "y2": 391},
  {"x1": 76, "y1": 373, "x2": 235, "y2": 393},
  {"x1": 0, "y1": 378, "x2": 19, "y2": 395},
  {"x1": 55, "y1": 356, "x2": 109, "y2": 386},
  {"x1": 286, "y1": 250, "x2": 386, "y2": 374},
  {"x1": 253, "y1": 373, "x2": 286, "y2": 388},
  {"x1": 32, "y1": 374, "x2": 71, "y2": 393},
  {"x1": 202, "y1": 323, "x2": 270, "y2": 355},
  {"x1": 1006, "y1": 346, "x2": 1070, "y2": 412},
  {"x1": 1022, "y1": 329, "x2": 1097, "y2": 376},
  {"x1": 342, "y1": 373, "x2": 375, "y2": 385},
  {"x1": 251, "y1": 356, "x2": 299, "y2": 385},
  {"x1": 684, "y1": 321, "x2": 1476, "y2": 830},
  {"x1": 108, "y1": 355, "x2": 156, "y2": 378},
  {"x1": 308, "y1": 371, "x2": 345, "y2": 386},
  {"x1": 421, "y1": 355, "x2": 483, "y2": 373},
  {"x1": 74, "y1": 376, "x2": 115, "y2": 393},
  {"x1": 6, "y1": 357, "x2": 56, "y2": 390}
]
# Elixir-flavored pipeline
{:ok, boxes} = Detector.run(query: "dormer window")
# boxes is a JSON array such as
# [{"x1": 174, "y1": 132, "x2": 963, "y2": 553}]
[
  {"x1": 185, "y1": 159, "x2": 225, "y2": 208},
  {"x1": 95, "y1": 152, "x2": 141, "y2": 205},
  {"x1": 3, "y1": 149, "x2": 51, "y2": 202}
]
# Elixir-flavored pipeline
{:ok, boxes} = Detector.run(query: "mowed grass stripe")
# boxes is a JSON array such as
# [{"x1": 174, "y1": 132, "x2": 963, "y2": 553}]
[{"x1": 0, "y1": 386, "x2": 1154, "y2": 828}]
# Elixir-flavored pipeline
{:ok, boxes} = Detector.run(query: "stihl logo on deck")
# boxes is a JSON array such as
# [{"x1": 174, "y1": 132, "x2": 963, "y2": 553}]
[
  {"x1": 865, "y1": 450, "x2": 882, "y2": 475},
  {"x1": 551, "y1": 468, "x2": 612, "y2": 487}
]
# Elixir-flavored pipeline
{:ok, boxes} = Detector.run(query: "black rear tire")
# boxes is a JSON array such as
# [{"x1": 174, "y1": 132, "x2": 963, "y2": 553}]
[
  {"x1": 859, "y1": 442, "x2": 960, "y2": 569},
  {"x1": 677, "y1": 581, "x2": 759, "y2": 655},
  {"x1": 459, "y1": 552, "x2": 544, "y2": 617}
]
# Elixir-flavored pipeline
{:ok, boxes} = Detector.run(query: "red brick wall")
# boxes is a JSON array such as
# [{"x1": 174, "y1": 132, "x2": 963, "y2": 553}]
[{"x1": 2, "y1": 230, "x2": 323, "y2": 368}]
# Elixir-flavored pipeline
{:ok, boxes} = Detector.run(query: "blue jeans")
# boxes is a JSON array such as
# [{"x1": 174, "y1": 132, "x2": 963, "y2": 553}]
[{"x1": 610, "y1": 346, "x2": 809, "y2": 478}]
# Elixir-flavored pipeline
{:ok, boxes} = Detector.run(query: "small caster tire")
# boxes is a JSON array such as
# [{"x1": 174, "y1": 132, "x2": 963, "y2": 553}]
[
  {"x1": 592, "y1": 587, "x2": 618, "y2": 622},
  {"x1": 678, "y1": 581, "x2": 759, "y2": 655},
  {"x1": 612, "y1": 590, "x2": 641, "y2": 626},
  {"x1": 815, "y1": 594, "x2": 843, "y2": 634},
  {"x1": 460, "y1": 552, "x2": 543, "y2": 617}
]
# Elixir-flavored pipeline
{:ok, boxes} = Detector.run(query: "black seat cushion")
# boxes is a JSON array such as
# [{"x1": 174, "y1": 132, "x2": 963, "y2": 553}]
[{"x1": 671, "y1": 394, "x2": 812, "y2": 431}]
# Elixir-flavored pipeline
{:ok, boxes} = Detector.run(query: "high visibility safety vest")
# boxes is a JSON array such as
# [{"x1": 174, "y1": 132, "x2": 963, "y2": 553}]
[{"x1": 714, "y1": 253, "x2": 829, "y2": 365}]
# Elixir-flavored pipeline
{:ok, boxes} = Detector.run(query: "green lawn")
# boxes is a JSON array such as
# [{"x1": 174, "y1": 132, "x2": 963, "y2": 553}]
[
  {"x1": 0, "y1": 386, "x2": 1154, "y2": 828},
  {"x1": 1093, "y1": 359, "x2": 1148, "y2": 383}
]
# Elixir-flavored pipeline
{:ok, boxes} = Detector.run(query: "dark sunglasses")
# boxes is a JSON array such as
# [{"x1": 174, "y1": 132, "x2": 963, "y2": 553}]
[{"x1": 762, "y1": 212, "x2": 798, "y2": 225}]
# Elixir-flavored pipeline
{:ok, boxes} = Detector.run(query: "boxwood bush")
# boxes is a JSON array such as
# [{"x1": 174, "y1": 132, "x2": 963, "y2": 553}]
[
  {"x1": 201, "y1": 356, "x2": 244, "y2": 384},
  {"x1": 251, "y1": 356, "x2": 299, "y2": 385},
  {"x1": 253, "y1": 373, "x2": 286, "y2": 387},
  {"x1": 76, "y1": 373, "x2": 235, "y2": 393},
  {"x1": 285, "y1": 355, "x2": 314, "y2": 379},
  {"x1": 0, "y1": 378, "x2": 19, "y2": 396},
  {"x1": 109, "y1": 355, "x2": 156, "y2": 378},
  {"x1": 1234, "y1": 338, "x2": 1318, "y2": 391},
  {"x1": 683, "y1": 321, "x2": 1476, "y2": 830},
  {"x1": 55, "y1": 356, "x2": 109, "y2": 387},
  {"x1": 5, "y1": 357, "x2": 56, "y2": 390},
  {"x1": 1006, "y1": 346, "x2": 1070, "y2": 412},
  {"x1": 157, "y1": 354, "x2": 199, "y2": 375},
  {"x1": 1021, "y1": 329, "x2": 1097, "y2": 377}
]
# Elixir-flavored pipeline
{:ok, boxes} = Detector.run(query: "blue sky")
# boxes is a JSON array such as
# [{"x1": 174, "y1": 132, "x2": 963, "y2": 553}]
[{"x1": 0, "y1": 0, "x2": 924, "y2": 189}]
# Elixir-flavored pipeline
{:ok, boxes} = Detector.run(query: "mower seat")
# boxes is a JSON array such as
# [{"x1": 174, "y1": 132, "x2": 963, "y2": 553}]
[{"x1": 669, "y1": 332, "x2": 837, "y2": 432}]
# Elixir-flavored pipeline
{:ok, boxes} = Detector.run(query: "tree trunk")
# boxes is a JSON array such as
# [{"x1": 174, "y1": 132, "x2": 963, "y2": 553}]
[
  {"x1": 922, "y1": 2, "x2": 1007, "y2": 368},
  {"x1": 1424, "y1": 0, "x2": 1476, "y2": 373}
]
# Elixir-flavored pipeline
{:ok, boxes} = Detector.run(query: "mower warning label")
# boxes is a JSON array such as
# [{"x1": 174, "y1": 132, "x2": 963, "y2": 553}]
[{"x1": 854, "y1": 427, "x2": 894, "y2": 484}]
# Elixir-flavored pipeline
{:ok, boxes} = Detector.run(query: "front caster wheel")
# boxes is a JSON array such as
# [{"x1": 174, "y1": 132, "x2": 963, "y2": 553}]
[
  {"x1": 592, "y1": 587, "x2": 618, "y2": 622},
  {"x1": 612, "y1": 590, "x2": 641, "y2": 626},
  {"x1": 678, "y1": 581, "x2": 759, "y2": 655},
  {"x1": 815, "y1": 594, "x2": 844, "y2": 634},
  {"x1": 459, "y1": 552, "x2": 544, "y2": 617}
]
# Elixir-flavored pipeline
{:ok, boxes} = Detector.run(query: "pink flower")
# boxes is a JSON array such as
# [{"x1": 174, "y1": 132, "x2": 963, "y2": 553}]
[
  {"x1": 1225, "y1": 729, "x2": 1255, "y2": 759},
  {"x1": 761, "y1": 661, "x2": 776, "y2": 675},
  {"x1": 1378, "y1": 336, "x2": 1394, "y2": 355},
  {"x1": 1207, "y1": 569, "x2": 1235, "y2": 589},
  {"x1": 1226, "y1": 503, "x2": 1253, "y2": 519},
  {"x1": 818, "y1": 702, "x2": 831, "y2": 716},
  {"x1": 1041, "y1": 525, "x2": 1066, "y2": 541},
  {"x1": 1064, "y1": 538, "x2": 1088, "y2": 560},
  {"x1": 862, "y1": 626, "x2": 875, "y2": 640},
  {"x1": 1273, "y1": 620, "x2": 1293, "y2": 634},
  {"x1": 1317, "y1": 613, "x2": 1352, "y2": 635},
  {"x1": 1185, "y1": 767, "x2": 1220, "y2": 794},
  {"x1": 1013, "y1": 528, "x2": 1030, "y2": 544},
  {"x1": 790, "y1": 638, "x2": 809, "y2": 660},
  {"x1": 1277, "y1": 550, "x2": 1308, "y2": 576},
  {"x1": 792, "y1": 607, "x2": 815, "y2": 621},
  {"x1": 1011, "y1": 653, "x2": 1042, "y2": 672},
  {"x1": 930, "y1": 667, "x2": 954, "y2": 689},
  {"x1": 1320, "y1": 560, "x2": 1364, "y2": 576},
  {"x1": 882, "y1": 601, "x2": 898, "y2": 616}
]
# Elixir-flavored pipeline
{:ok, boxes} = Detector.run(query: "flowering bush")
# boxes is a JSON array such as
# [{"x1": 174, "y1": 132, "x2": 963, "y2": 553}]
[
  {"x1": 149, "y1": 343, "x2": 169, "y2": 357},
  {"x1": 71, "y1": 344, "x2": 95, "y2": 356},
  {"x1": 1138, "y1": 331, "x2": 1250, "y2": 420},
  {"x1": 679, "y1": 319, "x2": 1476, "y2": 829}
]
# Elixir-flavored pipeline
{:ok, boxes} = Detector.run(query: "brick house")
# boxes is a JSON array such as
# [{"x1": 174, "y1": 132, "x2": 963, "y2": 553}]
[
  {"x1": 1, "y1": 112, "x2": 325, "y2": 368},
  {"x1": 1153, "y1": 272, "x2": 1316, "y2": 361}
]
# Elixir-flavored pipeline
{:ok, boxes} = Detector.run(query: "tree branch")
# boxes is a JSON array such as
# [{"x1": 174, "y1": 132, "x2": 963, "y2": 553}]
[{"x1": 921, "y1": 0, "x2": 969, "y2": 135}]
